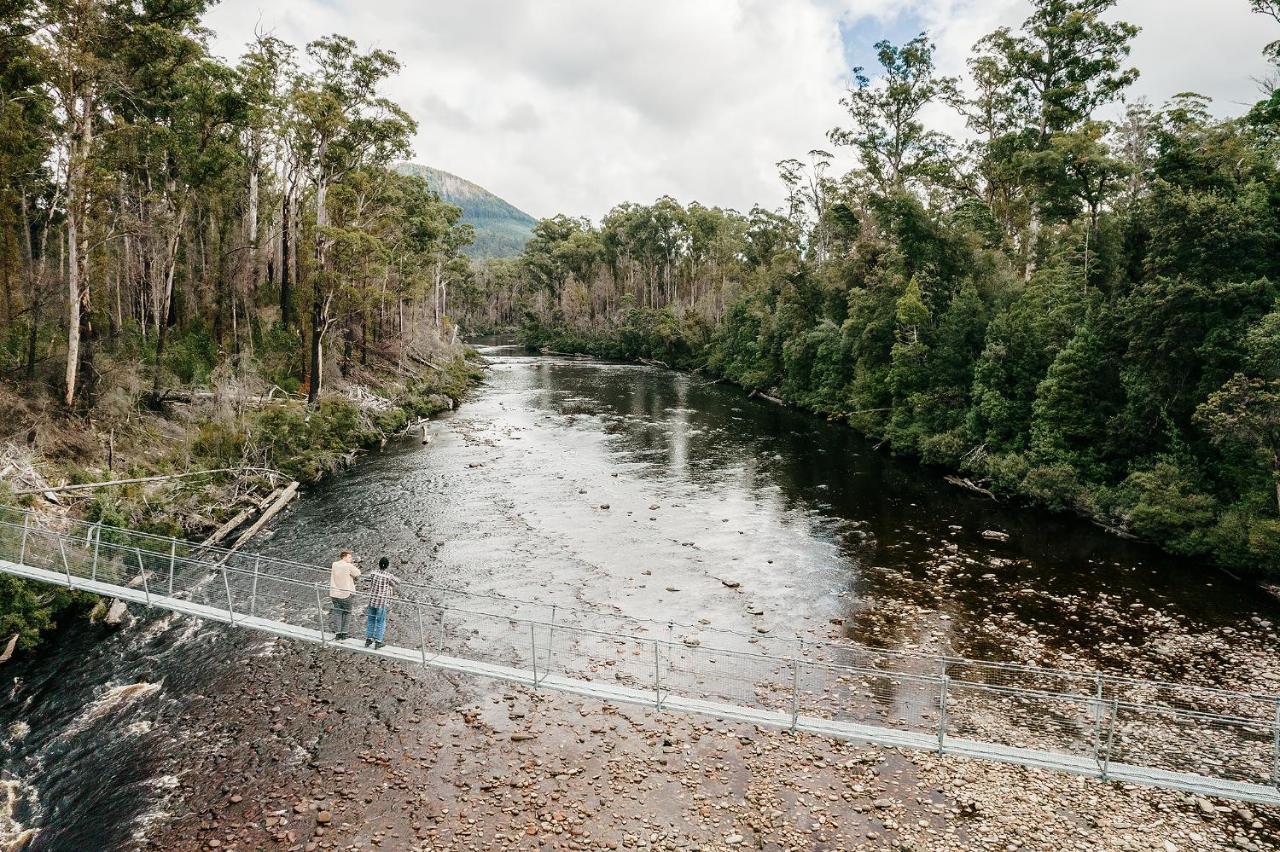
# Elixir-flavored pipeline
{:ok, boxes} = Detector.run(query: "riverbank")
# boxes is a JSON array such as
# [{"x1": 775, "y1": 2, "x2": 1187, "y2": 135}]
[
  {"x1": 0, "y1": 349, "x2": 484, "y2": 655},
  {"x1": 520, "y1": 320, "x2": 1279, "y2": 582},
  {"x1": 139, "y1": 647, "x2": 1280, "y2": 851}
]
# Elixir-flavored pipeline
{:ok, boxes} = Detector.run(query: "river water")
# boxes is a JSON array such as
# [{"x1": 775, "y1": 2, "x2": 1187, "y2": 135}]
[{"x1": 3, "y1": 344, "x2": 1279, "y2": 850}]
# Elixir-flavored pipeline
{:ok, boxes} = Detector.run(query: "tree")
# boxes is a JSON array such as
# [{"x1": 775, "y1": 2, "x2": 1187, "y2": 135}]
[
  {"x1": 978, "y1": 0, "x2": 1139, "y2": 143},
  {"x1": 828, "y1": 34, "x2": 959, "y2": 196},
  {"x1": 289, "y1": 35, "x2": 414, "y2": 403},
  {"x1": 1253, "y1": 1, "x2": 1280, "y2": 64},
  {"x1": 1196, "y1": 376, "x2": 1280, "y2": 513}
]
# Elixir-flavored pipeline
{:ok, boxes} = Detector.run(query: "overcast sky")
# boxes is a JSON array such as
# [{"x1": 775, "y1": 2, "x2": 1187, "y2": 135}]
[{"x1": 203, "y1": 0, "x2": 1277, "y2": 222}]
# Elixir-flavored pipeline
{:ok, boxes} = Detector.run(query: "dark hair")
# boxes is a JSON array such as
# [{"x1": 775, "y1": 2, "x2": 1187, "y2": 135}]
[{"x1": 378, "y1": 557, "x2": 390, "y2": 570}]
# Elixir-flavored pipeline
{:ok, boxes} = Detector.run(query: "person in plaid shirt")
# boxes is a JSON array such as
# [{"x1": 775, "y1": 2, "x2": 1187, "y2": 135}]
[{"x1": 364, "y1": 557, "x2": 400, "y2": 649}]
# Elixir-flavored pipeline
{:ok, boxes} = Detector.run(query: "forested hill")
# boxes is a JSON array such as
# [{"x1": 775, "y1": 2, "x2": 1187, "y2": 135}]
[{"x1": 395, "y1": 164, "x2": 536, "y2": 258}]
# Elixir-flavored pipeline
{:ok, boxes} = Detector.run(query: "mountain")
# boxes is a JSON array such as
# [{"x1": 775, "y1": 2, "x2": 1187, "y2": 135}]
[{"x1": 395, "y1": 163, "x2": 537, "y2": 259}]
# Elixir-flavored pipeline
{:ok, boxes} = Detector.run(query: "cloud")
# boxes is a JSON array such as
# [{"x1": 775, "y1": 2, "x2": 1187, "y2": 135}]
[{"x1": 203, "y1": 0, "x2": 1277, "y2": 221}]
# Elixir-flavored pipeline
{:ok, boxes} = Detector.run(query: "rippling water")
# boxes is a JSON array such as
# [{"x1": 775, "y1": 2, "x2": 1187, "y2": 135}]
[{"x1": 3, "y1": 343, "x2": 1278, "y2": 850}]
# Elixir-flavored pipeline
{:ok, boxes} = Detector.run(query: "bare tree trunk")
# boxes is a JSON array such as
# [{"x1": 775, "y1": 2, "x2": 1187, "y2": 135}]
[
  {"x1": 65, "y1": 94, "x2": 89, "y2": 408},
  {"x1": 308, "y1": 159, "x2": 329, "y2": 405}
]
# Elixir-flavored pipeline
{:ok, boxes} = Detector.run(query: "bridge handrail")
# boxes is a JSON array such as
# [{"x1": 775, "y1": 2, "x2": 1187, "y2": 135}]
[{"x1": 2, "y1": 507, "x2": 1277, "y2": 718}]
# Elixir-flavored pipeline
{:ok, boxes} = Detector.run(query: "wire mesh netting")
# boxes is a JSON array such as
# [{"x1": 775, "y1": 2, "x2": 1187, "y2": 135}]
[{"x1": 1, "y1": 505, "x2": 1277, "y2": 798}]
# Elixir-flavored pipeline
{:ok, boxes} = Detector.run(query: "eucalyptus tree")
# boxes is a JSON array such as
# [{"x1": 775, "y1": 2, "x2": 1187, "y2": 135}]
[
  {"x1": 0, "y1": 0, "x2": 55, "y2": 376},
  {"x1": 288, "y1": 35, "x2": 414, "y2": 402},
  {"x1": 236, "y1": 35, "x2": 295, "y2": 337},
  {"x1": 827, "y1": 34, "x2": 959, "y2": 197}
]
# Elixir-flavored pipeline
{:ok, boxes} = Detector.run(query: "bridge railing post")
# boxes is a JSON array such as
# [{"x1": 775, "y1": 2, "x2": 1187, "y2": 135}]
[
  {"x1": 167, "y1": 540, "x2": 176, "y2": 596},
  {"x1": 789, "y1": 660, "x2": 800, "y2": 732},
  {"x1": 250, "y1": 557, "x2": 260, "y2": 617},
  {"x1": 652, "y1": 640, "x2": 661, "y2": 710},
  {"x1": 314, "y1": 583, "x2": 327, "y2": 646},
  {"x1": 1092, "y1": 674, "x2": 1103, "y2": 767},
  {"x1": 90, "y1": 523, "x2": 100, "y2": 582},
  {"x1": 1272, "y1": 697, "x2": 1279, "y2": 790},
  {"x1": 529, "y1": 623, "x2": 539, "y2": 688},
  {"x1": 57, "y1": 539, "x2": 73, "y2": 588},
  {"x1": 937, "y1": 663, "x2": 949, "y2": 754},
  {"x1": 416, "y1": 602, "x2": 427, "y2": 665},
  {"x1": 1100, "y1": 698, "x2": 1119, "y2": 781},
  {"x1": 547, "y1": 605, "x2": 557, "y2": 678},
  {"x1": 18, "y1": 515, "x2": 29, "y2": 567},
  {"x1": 135, "y1": 548, "x2": 151, "y2": 606},
  {"x1": 220, "y1": 563, "x2": 236, "y2": 625}
]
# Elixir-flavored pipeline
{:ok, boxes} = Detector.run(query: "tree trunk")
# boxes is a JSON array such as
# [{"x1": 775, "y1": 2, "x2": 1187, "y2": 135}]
[
  {"x1": 65, "y1": 183, "x2": 82, "y2": 406},
  {"x1": 307, "y1": 161, "x2": 329, "y2": 405},
  {"x1": 280, "y1": 184, "x2": 292, "y2": 328}
]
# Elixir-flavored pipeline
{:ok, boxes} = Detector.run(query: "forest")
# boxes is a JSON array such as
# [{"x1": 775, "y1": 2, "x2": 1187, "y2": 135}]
[
  {"x1": 0, "y1": 1, "x2": 480, "y2": 646},
  {"x1": 0, "y1": 0, "x2": 475, "y2": 409},
  {"x1": 464, "y1": 0, "x2": 1280, "y2": 577}
]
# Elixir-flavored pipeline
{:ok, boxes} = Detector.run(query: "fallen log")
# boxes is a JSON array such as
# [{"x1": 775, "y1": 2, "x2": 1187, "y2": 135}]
[
  {"x1": 201, "y1": 487, "x2": 284, "y2": 547},
  {"x1": 225, "y1": 481, "x2": 299, "y2": 555},
  {"x1": 0, "y1": 633, "x2": 17, "y2": 664},
  {"x1": 944, "y1": 475, "x2": 997, "y2": 501},
  {"x1": 748, "y1": 389, "x2": 786, "y2": 406},
  {"x1": 15, "y1": 467, "x2": 283, "y2": 497}
]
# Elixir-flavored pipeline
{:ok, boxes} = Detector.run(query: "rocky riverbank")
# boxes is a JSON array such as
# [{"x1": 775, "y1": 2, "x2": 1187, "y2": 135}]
[{"x1": 138, "y1": 635, "x2": 1279, "y2": 852}]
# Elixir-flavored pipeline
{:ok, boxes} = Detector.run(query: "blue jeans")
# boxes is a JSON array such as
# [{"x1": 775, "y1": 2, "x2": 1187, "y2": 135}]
[{"x1": 365, "y1": 605, "x2": 388, "y2": 642}]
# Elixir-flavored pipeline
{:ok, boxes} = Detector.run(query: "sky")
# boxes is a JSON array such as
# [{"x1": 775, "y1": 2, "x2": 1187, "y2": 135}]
[{"x1": 202, "y1": 0, "x2": 1278, "y2": 222}]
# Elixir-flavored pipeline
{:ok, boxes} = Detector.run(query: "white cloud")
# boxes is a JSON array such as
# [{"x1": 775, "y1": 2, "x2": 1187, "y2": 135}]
[{"x1": 202, "y1": 0, "x2": 1276, "y2": 221}]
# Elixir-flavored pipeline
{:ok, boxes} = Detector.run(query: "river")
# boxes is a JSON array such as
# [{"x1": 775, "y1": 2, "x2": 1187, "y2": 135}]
[{"x1": 3, "y1": 343, "x2": 1279, "y2": 850}]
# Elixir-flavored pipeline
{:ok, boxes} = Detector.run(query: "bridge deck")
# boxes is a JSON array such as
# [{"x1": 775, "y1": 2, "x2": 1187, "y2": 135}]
[{"x1": 3, "y1": 555, "x2": 1278, "y2": 807}]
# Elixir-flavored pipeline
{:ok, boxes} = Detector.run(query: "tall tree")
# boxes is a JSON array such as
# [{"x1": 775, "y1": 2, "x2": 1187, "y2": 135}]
[
  {"x1": 828, "y1": 34, "x2": 960, "y2": 196},
  {"x1": 290, "y1": 35, "x2": 413, "y2": 403}
]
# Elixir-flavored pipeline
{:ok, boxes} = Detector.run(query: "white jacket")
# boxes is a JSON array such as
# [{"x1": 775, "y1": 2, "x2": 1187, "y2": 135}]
[{"x1": 329, "y1": 558, "x2": 361, "y2": 599}]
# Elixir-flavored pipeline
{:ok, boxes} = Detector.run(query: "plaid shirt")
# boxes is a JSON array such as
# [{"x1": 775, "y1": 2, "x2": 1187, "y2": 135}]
[{"x1": 365, "y1": 569, "x2": 400, "y2": 609}]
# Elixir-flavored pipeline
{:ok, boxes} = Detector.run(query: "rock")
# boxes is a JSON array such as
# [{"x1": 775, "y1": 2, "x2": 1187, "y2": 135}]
[
  {"x1": 316, "y1": 811, "x2": 332, "y2": 824},
  {"x1": 873, "y1": 798, "x2": 893, "y2": 809},
  {"x1": 981, "y1": 530, "x2": 1009, "y2": 541},
  {"x1": 720, "y1": 578, "x2": 741, "y2": 589},
  {"x1": 724, "y1": 834, "x2": 744, "y2": 845},
  {"x1": 681, "y1": 637, "x2": 701, "y2": 647},
  {"x1": 510, "y1": 732, "x2": 536, "y2": 742},
  {"x1": 599, "y1": 504, "x2": 610, "y2": 510},
  {"x1": 104, "y1": 599, "x2": 129, "y2": 626},
  {"x1": 1195, "y1": 797, "x2": 1215, "y2": 817}
]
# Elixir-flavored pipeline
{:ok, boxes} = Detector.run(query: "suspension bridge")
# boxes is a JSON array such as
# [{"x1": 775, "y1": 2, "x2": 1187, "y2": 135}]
[{"x1": 1, "y1": 506, "x2": 1277, "y2": 806}]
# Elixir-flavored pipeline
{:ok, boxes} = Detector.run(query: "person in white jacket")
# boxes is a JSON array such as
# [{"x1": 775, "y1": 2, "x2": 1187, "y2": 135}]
[{"x1": 329, "y1": 549, "x2": 361, "y2": 640}]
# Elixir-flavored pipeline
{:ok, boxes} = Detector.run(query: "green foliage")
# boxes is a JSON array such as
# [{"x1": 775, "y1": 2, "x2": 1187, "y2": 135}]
[{"x1": 503, "y1": 4, "x2": 1280, "y2": 577}]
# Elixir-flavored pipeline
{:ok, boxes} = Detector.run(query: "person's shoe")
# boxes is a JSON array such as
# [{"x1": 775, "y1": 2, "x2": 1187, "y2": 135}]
[
  {"x1": 374, "y1": 641, "x2": 385, "y2": 650},
  {"x1": 365, "y1": 638, "x2": 373, "y2": 648}
]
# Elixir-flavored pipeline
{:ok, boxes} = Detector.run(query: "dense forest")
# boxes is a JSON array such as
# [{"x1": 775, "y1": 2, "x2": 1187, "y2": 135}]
[
  {"x1": 465, "y1": 0, "x2": 1280, "y2": 577},
  {"x1": 0, "y1": 2, "x2": 480, "y2": 647},
  {"x1": 0, "y1": 0, "x2": 475, "y2": 409}
]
